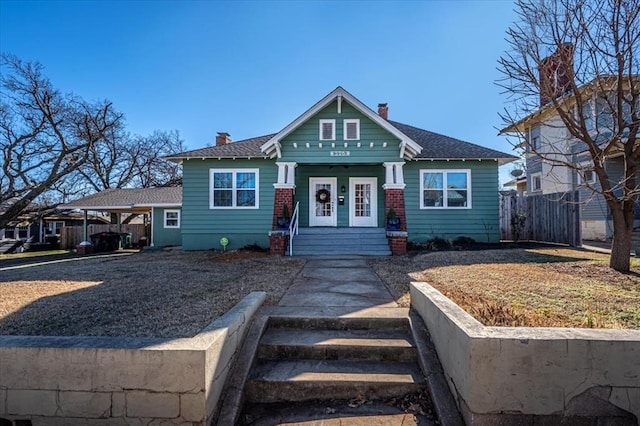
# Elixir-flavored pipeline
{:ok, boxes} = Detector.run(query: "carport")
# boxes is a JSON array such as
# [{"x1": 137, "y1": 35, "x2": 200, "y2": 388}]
[{"x1": 59, "y1": 187, "x2": 182, "y2": 249}]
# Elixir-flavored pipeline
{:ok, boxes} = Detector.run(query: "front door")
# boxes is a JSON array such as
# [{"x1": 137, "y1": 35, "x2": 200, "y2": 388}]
[
  {"x1": 349, "y1": 177, "x2": 378, "y2": 227},
  {"x1": 309, "y1": 177, "x2": 337, "y2": 227}
]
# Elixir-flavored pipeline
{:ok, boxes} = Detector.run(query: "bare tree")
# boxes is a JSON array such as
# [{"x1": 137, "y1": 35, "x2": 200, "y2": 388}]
[
  {"x1": 498, "y1": 0, "x2": 640, "y2": 272},
  {"x1": 130, "y1": 130, "x2": 184, "y2": 188},
  {"x1": 0, "y1": 53, "x2": 123, "y2": 229}
]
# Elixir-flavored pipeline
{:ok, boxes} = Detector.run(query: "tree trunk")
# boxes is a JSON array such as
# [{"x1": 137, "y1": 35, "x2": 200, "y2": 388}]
[{"x1": 609, "y1": 206, "x2": 634, "y2": 273}]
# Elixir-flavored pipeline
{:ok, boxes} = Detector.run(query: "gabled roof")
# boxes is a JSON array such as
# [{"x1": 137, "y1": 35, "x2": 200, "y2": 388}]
[
  {"x1": 60, "y1": 187, "x2": 182, "y2": 211},
  {"x1": 165, "y1": 122, "x2": 516, "y2": 164},
  {"x1": 164, "y1": 87, "x2": 516, "y2": 164},
  {"x1": 260, "y1": 86, "x2": 423, "y2": 160}
]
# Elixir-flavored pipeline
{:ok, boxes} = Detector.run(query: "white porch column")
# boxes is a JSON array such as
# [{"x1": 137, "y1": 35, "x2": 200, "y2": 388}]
[
  {"x1": 382, "y1": 162, "x2": 406, "y2": 189},
  {"x1": 274, "y1": 162, "x2": 297, "y2": 189}
]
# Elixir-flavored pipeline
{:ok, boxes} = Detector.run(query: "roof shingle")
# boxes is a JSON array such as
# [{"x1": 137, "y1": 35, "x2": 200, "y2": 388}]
[
  {"x1": 62, "y1": 187, "x2": 182, "y2": 209},
  {"x1": 165, "y1": 123, "x2": 516, "y2": 161}
]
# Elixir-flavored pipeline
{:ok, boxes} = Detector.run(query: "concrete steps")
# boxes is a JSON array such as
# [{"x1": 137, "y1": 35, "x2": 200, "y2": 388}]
[
  {"x1": 292, "y1": 227, "x2": 391, "y2": 256},
  {"x1": 257, "y1": 328, "x2": 417, "y2": 362},
  {"x1": 244, "y1": 315, "x2": 426, "y2": 405}
]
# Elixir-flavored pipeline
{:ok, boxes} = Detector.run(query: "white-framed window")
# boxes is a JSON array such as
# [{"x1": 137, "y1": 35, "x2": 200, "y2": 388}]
[
  {"x1": 164, "y1": 209, "x2": 181, "y2": 228},
  {"x1": 531, "y1": 173, "x2": 542, "y2": 192},
  {"x1": 343, "y1": 119, "x2": 360, "y2": 140},
  {"x1": 210, "y1": 169, "x2": 259, "y2": 209},
  {"x1": 45, "y1": 221, "x2": 65, "y2": 235},
  {"x1": 528, "y1": 125, "x2": 541, "y2": 151},
  {"x1": 319, "y1": 119, "x2": 336, "y2": 141},
  {"x1": 420, "y1": 170, "x2": 471, "y2": 209},
  {"x1": 577, "y1": 163, "x2": 597, "y2": 185}
]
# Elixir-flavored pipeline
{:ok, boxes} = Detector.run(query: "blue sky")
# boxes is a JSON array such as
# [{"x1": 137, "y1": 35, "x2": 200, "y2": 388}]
[{"x1": 0, "y1": 0, "x2": 520, "y2": 184}]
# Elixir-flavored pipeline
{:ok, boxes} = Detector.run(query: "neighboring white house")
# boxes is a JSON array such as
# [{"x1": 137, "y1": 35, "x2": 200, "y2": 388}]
[{"x1": 501, "y1": 46, "x2": 638, "y2": 241}]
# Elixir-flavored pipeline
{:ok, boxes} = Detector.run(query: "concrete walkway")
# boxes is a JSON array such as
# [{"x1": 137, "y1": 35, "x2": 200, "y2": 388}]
[
  {"x1": 216, "y1": 255, "x2": 464, "y2": 426},
  {"x1": 278, "y1": 256, "x2": 397, "y2": 309}
]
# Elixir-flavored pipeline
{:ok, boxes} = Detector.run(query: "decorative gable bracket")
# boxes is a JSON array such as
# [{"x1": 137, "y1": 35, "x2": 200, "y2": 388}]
[{"x1": 260, "y1": 87, "x2": 423, "y2": 160}]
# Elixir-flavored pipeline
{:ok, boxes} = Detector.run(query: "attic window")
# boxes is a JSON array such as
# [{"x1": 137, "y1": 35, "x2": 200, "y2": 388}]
[
  {"x1": 344, "y1": 119, "x2": 360, "y2": 140},
  {"x1": 319, "y1": 119, "x2": 335, "y2": 141}
]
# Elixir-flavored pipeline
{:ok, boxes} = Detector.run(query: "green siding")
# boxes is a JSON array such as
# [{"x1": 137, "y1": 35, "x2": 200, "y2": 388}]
[
  {"x1": 280, "y1": 100, "x2": 402, "y2": 164},
  {"x1": 295, "y1": 165, "x2": 385, "y2": 227},
  {"x1": 404, "y1": 160, "x2": 501, "y2": 243},
  {"x1": 181, "y1": 159, "x2": 275, "y2": 250},
  {"x1": 152, "y1": 207, "x2": 182, "y2": 247}
]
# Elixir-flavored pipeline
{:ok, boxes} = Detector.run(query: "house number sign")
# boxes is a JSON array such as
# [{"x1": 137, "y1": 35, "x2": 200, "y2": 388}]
[{"x1": 330, "y1": 151, "x2": 350, "y2": 157}]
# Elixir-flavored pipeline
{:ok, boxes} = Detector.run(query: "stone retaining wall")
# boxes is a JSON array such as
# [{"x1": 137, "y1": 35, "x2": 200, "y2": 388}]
[
  {"x1": 0, "y1": 292, "x2": 266, "y2": 425},
  {"x1": 410, "y1": 282, "x2": 640, "y2": 425}
]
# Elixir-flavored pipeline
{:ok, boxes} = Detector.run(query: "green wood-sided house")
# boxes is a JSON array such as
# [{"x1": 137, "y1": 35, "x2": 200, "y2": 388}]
[{"x1": 165, "y1": 87, "x2": 516, "y2": 255}]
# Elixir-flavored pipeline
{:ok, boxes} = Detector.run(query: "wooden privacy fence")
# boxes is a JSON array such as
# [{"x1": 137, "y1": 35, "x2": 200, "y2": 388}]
[
  {"x1": 500, "y1": 191, "x2": 581, "y2": 247},
  {"x1": 60, "y1": 224, "x2": 147, "y2": 249}
]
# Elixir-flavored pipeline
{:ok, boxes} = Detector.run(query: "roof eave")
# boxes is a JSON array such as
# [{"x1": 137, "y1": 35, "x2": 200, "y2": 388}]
[
  {"x1": 414, "y1": 157, "x2": 518, "y2": 166},
  {"x1": 60, "y1": 203, "x2": 182, "y2": 210}
]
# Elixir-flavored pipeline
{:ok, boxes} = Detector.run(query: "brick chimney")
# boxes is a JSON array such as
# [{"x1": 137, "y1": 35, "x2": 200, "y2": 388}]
[
  {"x1": 539, "y1": 43, "x2": 574, "y2": 106},
  {"x1": 216, "y1": 132, "x2": 232, "y2": 146},
  {"x1": 378, "y1": 103, "x2": 388, "y2": 120}
]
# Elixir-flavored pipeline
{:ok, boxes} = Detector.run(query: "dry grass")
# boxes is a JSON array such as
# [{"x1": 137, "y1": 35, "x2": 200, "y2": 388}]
[
  {"x1": 0, "y1": 249, "x2": 305, "y2": 338},
  {"x1": 370, "y1": 246, "x2": 640, "y2": 329}
]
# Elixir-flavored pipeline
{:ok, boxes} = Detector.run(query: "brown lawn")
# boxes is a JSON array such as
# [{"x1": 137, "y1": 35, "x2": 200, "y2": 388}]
[
  {"x1": 370, "y1": 246, "x2": 640, "y2": 329},
  {"x1": 0, "y1": 249, "x2": 305, "y2": 338}
]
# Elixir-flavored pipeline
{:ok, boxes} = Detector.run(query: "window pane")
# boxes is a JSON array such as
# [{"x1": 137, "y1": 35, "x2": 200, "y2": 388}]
[
  {"x1": 447, "y1": 190, "x2": 468, "y2": 207},
  {"x1": 423, "y1": 173, "x2": 443, "y2": 189},
  {"x1": 214, "y1": 172, "x2": 232, "y2": 188},
  {"x1": 447, "y1": 172, "x2": 467, "y2": 189},
  {"x1": 237, "y1": 190, "x2": 256, "y2": 206},
  {"x1": 346, "y1": 122, "x2": 357, "y2": 139},
  {"x1": 166, "y1": 212, "x2": 178, "y2": 219},
  {"x1": 236, "y1": 172, "x2": 255, "y2": 189},
  {"x1": 214, "y1": 190, "x2": 233, "y2": 206},
  {"x1": 322, "y1": 122, "x2": 333, "y2": 139},
  {"x1": 166, "y1": 219, "x2": 178, "y2": 227},
  {"x1": 423, "y1": 190, "x2": 444, "y2": 207}
]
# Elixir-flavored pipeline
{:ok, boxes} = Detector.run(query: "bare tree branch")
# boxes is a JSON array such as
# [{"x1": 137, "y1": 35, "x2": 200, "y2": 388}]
[
  {"x1": 0, "y1": 53, "x2": 122, "y2": 228},
  {"x1": 498, "y1": 0, "x2": 640, "y2": 272}
]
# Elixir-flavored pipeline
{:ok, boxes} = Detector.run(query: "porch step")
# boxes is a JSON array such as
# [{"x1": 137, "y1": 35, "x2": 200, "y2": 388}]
[
  {"x1": 257, "y1": 328, "x2": 417, "y2": 362},
  {"x1": 245, "y1": 359, "x2": 425, "y2": 403},
  {"x1": 292, "y1": 227, "x2": 391, "y2": 256},
  {"x1": 244, "y1": 315, "x2": 425, "y2": 404}
]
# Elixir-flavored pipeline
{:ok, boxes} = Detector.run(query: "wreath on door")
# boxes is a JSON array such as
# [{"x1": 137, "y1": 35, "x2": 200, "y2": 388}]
[{"x1": 316, "y1": 188, "x2": 331, "y2": 204}]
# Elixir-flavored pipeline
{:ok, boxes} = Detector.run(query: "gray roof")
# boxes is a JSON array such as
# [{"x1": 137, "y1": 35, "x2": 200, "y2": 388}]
[
  {"x1": 61, "y1": 187, "x2": 182, "y2": 210},
  {"x1": 165, "y1": 134, "x2": 276, "y2": 160},
  {"x1": 166, "y1": 123, "x2": 515, "y2": 161},
  {"x1": 388, "y1": 121, "x2": 517, "y2": 160}
]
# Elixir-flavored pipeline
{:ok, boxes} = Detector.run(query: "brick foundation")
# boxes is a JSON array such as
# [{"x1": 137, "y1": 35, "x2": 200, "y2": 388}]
[
  {"x1": 269, "y1": 234, "x2": 288, "y2": 255},
  {"x1": 388, "y1": 236, "x2": 407, "y2": 255},
  {"x1": 384, "y1": 188, "x2": 407, "y2": 231},
  {"x1": 272, "y1": 188, "x2": 294, "y2": 230},
  {"x1": 76, "y1": 244, "x2": 94, "y2": 255},
  {"x1": 385, "y1": 187, "x2": 408, "y2": 255}
]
